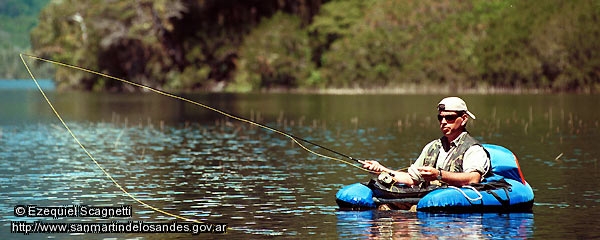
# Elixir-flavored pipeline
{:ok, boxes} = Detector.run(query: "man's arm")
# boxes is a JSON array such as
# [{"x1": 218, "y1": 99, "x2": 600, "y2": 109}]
[
  {"x1": 359, "y1": 160, "x2": 419, "y2": 185},
  {"x1": 418, "y1": 167, "x2": 482, "y2": 186},
  {"x1": 418, "y1": 144, "x2": 490, "y2": 186},
  {"x1": 462, "y1": 145, "x2": 491, "y2": 182}
]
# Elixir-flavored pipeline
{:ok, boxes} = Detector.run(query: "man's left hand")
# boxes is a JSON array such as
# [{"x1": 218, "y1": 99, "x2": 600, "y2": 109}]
[{"x1": 417, "y1": 167, "x2": 440, "y2": 182}]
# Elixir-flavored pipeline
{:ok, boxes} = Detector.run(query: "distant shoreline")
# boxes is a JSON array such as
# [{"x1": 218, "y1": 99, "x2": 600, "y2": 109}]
[
  {"x1": 2, "y1": 79, "x2": 594, "y2": 94},
  {"x1": 249, "y1": 83, "x2": 587, "y2": 95},
  {"x1": 274, "y1": 86, "x2": 559, "y2": 95}
]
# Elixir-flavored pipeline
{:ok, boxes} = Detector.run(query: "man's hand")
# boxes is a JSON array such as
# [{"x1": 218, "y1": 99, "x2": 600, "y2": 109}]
[
  {"x1": 358, "y1": 160, "x2": 391, "y2": 173},
  {"x1": 417, "y1": 167, "x2": 483, "y2": 185},
  {"x1": 417, "y1": 166, "x2": 440, "y2": 182}
]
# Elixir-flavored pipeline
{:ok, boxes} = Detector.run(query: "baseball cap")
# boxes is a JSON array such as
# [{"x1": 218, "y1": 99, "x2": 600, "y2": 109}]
[{"x1": 437, "y1": 97, "x2": 476, "y2": 119}]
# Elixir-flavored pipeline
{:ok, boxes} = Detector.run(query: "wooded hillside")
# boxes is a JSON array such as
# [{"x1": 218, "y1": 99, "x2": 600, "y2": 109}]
[
  {"x1": 0, "y1": 0, "x2": 50, "y2": 79},
  {"x1": 26, "y1": 0, "x2": 600, "y2": 92}
]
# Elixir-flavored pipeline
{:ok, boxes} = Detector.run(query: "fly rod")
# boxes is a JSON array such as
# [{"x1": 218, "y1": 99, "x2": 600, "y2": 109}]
[{"x1": 20, "y1": 53, "x2": 365, "y2": 167}]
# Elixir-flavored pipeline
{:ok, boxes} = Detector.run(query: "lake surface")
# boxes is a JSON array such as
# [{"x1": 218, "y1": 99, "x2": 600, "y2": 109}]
[{"x1": 1, "y1": 86, "x2": 599, "y2": 239}]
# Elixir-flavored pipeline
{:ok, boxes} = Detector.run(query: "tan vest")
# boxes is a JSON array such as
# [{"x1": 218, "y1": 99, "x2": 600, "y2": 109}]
[{"x1": 422, "y1": 132, "x2": 484, "y2": 172}]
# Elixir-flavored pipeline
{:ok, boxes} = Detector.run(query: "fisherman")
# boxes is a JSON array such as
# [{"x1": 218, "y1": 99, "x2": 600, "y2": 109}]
[{"x1": 360, "y1": 96, "x2": 491, "y2": 191}]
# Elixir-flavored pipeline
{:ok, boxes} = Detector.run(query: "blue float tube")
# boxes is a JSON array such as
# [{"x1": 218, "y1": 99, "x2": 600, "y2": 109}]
[
  {"x1": 416, "y1": 178, "x2": 534, "y2": 212},
  {"x1": 416, "y1": 144, "x2": 534, "y2": 212},
  {"x1": 335, "y1": 183, "x2": 376, "y2": 210},
  {"x1": 335, "y1": 144, "x2": 535, "y2": 212}
]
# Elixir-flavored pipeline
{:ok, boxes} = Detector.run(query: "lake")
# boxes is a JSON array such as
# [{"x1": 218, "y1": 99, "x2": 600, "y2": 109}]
[{"x1": 1, "y1": 84, "x2": 599, "y2": 239}]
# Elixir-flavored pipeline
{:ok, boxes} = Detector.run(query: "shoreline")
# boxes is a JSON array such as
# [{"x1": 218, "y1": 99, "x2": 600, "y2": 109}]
[
  {"x1": 3, "y1": 79, "x2": 595, "y2": 94},
  {"x1": 256, "y1": 84, "x2": 582, "y2": 95}
]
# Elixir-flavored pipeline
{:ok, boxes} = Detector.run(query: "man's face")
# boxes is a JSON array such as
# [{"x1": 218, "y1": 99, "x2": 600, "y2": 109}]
[{"x1": 437, "y1": 110, "x2": 467, "y2": 137}]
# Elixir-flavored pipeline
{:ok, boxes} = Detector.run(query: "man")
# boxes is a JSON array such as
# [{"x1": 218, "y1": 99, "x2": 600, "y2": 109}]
[{"x1": 360, "y1": 96, "x2": 491, "y2": 187}]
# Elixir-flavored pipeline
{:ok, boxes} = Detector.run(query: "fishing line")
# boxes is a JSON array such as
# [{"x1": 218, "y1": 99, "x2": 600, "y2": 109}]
[
  {"x1": 20, "y1": 53, "x2": 365, "y2": 169},
  {"x1": 20, "y1": 53, "x2": 374, "y2": 223}
]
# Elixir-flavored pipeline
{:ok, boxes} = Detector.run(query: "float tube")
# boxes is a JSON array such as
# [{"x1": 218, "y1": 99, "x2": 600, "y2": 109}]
[{"x1": 335, "y1": 144, "x2": 534, "y2": 212}]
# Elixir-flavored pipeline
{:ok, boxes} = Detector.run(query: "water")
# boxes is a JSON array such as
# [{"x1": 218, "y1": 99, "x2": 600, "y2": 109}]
[
  {"x1": 1, "y1": 86, "x2": 599, "y2": 239},
  {"x1": 0, "y1": 79, "x2": 54, "y2": 90}
]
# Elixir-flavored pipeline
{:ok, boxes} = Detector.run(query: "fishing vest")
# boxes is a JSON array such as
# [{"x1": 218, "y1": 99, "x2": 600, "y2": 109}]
[{"x1": 422, "y1": 132, "x2": 486, "y2": 172}]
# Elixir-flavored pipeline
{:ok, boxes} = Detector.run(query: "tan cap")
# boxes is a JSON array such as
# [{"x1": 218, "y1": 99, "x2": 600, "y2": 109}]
[{"x1": 437, "y1": 97, "x2": 476, "y2": 119}]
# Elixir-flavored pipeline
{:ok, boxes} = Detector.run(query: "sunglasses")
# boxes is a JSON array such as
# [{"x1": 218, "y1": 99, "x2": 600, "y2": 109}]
[{"x1": 437, "y1": 114, "x2": 460, "y2": 122}]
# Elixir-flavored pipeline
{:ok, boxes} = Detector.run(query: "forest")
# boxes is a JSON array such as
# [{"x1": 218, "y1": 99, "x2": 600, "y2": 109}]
[
  {"x1": 5, "y1": 0, "x2": 600, "y2": 93},
  {"x1": 0, "y1": 0, "x2": 51, "y2": 79}
]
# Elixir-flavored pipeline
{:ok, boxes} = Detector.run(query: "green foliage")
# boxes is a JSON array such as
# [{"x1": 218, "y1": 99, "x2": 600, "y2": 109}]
[
  {"x1": 0, "y1": 0, "x2": 50, "y2": 79},
  {"x1": 31, "y1": 0, "x2": 188, "y2": 90},
  {"x1": 401, "y1": 0, "x2": 512, "y2": 89},
  {"x1": 0, "y1": 0, "x2": 49, "y2": 48},
  {"x1": 308, "y1": 0, "x2": 373, "y2": 68},
  {"x1": 562, "y1": 1, "x2": 600, "y2": 92},
  {"x1": 315, "y1": 0, "x2": 599, "y2": 92},
  {"x1": 30, "y1": 0, "x2": 324, "y2": 91},
  {"x1": 229, "y1": 12, "x2": 316, "y2": 92},
  {"x1": 22, "y1": 0, "x2": 600, "y2": 92},
  {"x1": 317, "y1": 0, "x2": 492, "y2": 88},
  {"x1": 477, "y1": 0, "x2": 600, "y2": 92}
]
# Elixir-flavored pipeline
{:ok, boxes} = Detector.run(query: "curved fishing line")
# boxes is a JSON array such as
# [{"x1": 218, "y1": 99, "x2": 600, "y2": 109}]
[
  {"x1": 21, "y1": 54, "x2": 205, "y2": 223},
  {"x1": 20, "y1": 53, "x2": 366, "y2": 171},
  {"x1": 21, "y1": 53, "x2": 377, "y2": 223}
]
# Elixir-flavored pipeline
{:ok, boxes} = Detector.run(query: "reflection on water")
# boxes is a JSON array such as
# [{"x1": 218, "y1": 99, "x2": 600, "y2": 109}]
[
  {"x1": 1, "y1": 92, "x2": 599, "y2": 239},
  {"x1": 0, "y1": 121, "x2": 346, "y2": 239},
  {"x1": 336, "y1": 210, "x2": 534, "y2": 239}
]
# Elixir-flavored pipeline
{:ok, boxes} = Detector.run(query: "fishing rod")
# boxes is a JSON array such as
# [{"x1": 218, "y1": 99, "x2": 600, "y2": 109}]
[
  {"x1": 20, "y1": 53, "x2": 390, "y2": 226},
  {"x1": 246, "y1": 120, "x2": 360, "y2": 162},
  {"x1": 19, "y1": 53, "x2": 364, "y2": 167}
]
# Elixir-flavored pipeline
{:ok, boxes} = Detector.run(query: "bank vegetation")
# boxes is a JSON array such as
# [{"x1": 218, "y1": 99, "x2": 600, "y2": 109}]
[{"x1": 25, "y1": 0, "x2": 600, "y2": 93}]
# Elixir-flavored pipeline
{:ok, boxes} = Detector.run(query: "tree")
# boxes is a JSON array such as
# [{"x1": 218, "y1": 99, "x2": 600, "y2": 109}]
[
  {"x1": 229, "y1": 12, "x2": 316, "y2": 92},
  {"x1": 31, "y1": 0, "x2": 325, "y2": 92}
]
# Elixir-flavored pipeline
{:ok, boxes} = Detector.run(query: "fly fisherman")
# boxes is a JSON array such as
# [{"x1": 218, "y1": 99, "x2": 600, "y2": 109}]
[{"x1": 360, "y1": 97, "x2": 491, "y2": 202}]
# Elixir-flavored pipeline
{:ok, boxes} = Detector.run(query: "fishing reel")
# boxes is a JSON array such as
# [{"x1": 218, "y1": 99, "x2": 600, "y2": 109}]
[{"x1": 377, "y1": 172, "x2": 396, "y2": 187}]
